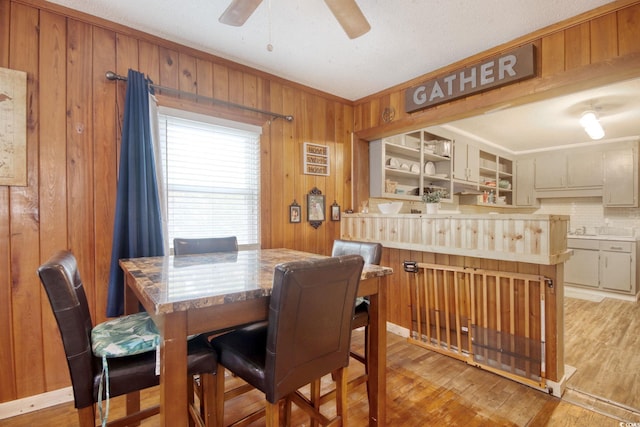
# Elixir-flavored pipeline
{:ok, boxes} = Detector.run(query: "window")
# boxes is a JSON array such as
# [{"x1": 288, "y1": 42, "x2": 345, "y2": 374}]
[{"x1": 157, "y1": 107, "x2": 261, "y2": 250}]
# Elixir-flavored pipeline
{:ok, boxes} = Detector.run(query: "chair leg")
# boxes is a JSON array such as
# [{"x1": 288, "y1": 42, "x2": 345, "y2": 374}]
[
  {"x1": 309, "y1": 379, "x2": 321, "y2": 427},
  {"x1": 265, "y1": 401, "x2": 280, "y2": 427},
  {"x1": 77, "y1": 406, "x2": 95, "y2": 427},
  {"x1": 215, "y1": 365, "x2": 226, "y2": 427},
  {"x1": 335, "y1": 367, "x2": 348, "y2": 426},
  {"x1": 200, "y1": 373, "x2": 217, "y2": 427}
]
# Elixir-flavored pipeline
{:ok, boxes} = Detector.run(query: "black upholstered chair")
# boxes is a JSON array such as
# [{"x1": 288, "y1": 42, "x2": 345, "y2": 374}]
[
  {"x1": 331, "y1": 239, "x2": 382, "y2": 395},
  {"x1": 37, "y1": 250, "x2": 218, "y2": 427},
  {"x1": 211, "y1": 255, "x2": 365, "y2": 426},
  {"x1": 173, "y1": 236, "x2": 238, "y2": 255}
]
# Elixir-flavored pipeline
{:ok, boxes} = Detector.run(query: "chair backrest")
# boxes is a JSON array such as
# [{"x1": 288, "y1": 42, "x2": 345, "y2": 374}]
[
  {"x1": 331, "y1": 239, "x2": 382, "y2": 265},
  {"x1": 37, "y1": 250, "x2": 95, "y2": 409},
  {"x1": 173, "y1": 236, "x2": 238, "y2": 255},
  {"x1": 264, "y1": 254, "x2": 364, "y2": 403}
]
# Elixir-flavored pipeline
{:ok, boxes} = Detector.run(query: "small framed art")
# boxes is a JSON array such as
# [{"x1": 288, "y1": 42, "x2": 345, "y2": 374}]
[
  {"x1": 331, "y1": 201, "x2": 340, "y2": 221},
  {"x1": 289, "y1": 200, "x2": 301, "y2": 223}
]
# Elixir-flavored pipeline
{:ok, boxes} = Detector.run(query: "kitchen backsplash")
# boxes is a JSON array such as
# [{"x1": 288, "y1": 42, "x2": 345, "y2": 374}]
[{"x1": 535, "y1": 197, "x2": 640, "y2": 234}]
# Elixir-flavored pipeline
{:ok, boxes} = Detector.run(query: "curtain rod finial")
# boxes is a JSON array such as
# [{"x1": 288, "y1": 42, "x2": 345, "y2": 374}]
[{"x1": 105, "y1": 71, "x2": 126, "y2": 81}]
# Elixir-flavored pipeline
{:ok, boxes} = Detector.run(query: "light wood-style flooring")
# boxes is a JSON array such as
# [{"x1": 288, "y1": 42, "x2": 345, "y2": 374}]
[
  {"x1": 564, "y1": 296, "x2": 640, "y2": 418},
  {"x1": 1, "y1": 325, "x2": 634, "y2": 427}
]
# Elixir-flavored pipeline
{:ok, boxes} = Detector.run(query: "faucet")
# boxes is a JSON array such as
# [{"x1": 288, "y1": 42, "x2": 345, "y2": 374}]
[{"x1": 574, "y1": 226, "x2": 586, "y2": 235}]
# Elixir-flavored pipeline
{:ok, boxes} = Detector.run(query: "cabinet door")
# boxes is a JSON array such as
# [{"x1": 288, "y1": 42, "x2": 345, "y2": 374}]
[
  {"x1": 453, "y1": 141, "x2": 479, "y2": 182},
  {"x1": 567, "y1": 150, "x2": 603, "y2": 188},
  {"x1": 534, "y1": 153, "x2": 566, "y2": 189},
  {"x1": 565, "y1": 248, "x2": 600, "y2": 288},
  {"x1": 600, "y1": 250, "x2": 632, "y2": 292},
  {"x1": 603, "y1": 148, "x2": 637, "y2": 207},
  {"x1": 515, "y1": 158, "x2": 535, "y2": 206}
]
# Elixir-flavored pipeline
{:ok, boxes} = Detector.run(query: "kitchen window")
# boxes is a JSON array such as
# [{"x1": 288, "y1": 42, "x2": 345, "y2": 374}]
[{"x1": 157, "y1": 107, "x2": 261, "y2": 251}]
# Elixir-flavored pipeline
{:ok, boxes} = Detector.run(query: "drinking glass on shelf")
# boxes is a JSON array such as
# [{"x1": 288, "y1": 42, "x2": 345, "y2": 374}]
[{"x1": 360, "y1": 200, "x2": 369, "y2": 213}]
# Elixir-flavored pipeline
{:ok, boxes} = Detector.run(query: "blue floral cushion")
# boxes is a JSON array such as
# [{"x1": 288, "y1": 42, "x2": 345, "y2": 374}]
[{"x1": 91, "y1": 311, "x2": 159, "y2": 358}]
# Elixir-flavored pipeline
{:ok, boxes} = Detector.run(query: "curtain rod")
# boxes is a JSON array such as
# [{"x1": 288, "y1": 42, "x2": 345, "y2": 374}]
[{"x1": 105, "y1": 71, "x2": 294, "y2": 122}]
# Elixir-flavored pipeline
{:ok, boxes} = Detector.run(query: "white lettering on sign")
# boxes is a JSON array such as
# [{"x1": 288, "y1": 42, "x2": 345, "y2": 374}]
[{"x1": 405, "y1": 44, "x2": 535, "y2": 113}]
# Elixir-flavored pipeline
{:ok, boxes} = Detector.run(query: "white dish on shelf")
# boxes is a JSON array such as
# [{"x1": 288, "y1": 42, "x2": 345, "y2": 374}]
[
  {"x1": 424, "y1": 161, "x2": 436, "y2": 175},
  {"x1": 400, "y1": 163, "x2": 410, "y2": 171},
  {"x1": 410, "y1": 164, "x2": 420, "y2": 173},
  {"x1": 386, "y1": 157, "x2": 399, "y2": 168},
  {"x1": 378, "y1": 202, "x2": 403, "y2": 214}
]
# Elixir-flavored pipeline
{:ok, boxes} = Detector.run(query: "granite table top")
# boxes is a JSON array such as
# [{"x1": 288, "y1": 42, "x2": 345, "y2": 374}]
[{"x1": 120, "y1": 248, "x2": 393, "y2": 315}]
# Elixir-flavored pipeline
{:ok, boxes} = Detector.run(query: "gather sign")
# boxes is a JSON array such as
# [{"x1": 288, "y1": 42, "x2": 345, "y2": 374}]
[{"x1": 405, "y1": 44, "x2": 536, "y2": 114}]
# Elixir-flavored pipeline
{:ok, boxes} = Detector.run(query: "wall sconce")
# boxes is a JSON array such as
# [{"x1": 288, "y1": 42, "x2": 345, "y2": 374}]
[{"x1": 580, "y1": 110, "x2": 605, "y2": 140}]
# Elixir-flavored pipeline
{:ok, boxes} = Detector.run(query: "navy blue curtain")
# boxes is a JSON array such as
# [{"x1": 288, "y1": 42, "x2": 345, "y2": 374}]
[{"x1": 106, "y1": 69, "x2": 165, "y2": 317}]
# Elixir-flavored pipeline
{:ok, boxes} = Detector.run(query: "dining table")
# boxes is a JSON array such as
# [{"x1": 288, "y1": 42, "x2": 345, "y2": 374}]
[{"x1": 120, "y1": 247, "x2": 393, "y2": 426}]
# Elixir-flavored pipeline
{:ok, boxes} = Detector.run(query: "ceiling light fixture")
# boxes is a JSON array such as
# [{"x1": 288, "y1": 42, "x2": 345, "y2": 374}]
[{"x1": 580, "y1": 110, "x2": 605, "y2": 140}]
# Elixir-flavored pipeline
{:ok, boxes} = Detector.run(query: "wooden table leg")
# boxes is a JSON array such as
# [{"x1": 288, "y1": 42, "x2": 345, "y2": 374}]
[
  {"x1": 367, "y1": 275, "x2": 388, "y2": 426},
  {"x1": 159, "y1": 311, "x2": 189, "y2": 426}
]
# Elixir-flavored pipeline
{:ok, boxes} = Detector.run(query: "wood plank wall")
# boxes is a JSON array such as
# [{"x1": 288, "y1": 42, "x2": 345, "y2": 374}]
[
  {"x1": 1, "y1": 0, "x2": 638, "y2": 405},
  {"x1": 352, "y1": 0, "x2": 640, "y2": 330},
  {"x1": 0, "y1": 0, "x2": 354, "y2": 403}
]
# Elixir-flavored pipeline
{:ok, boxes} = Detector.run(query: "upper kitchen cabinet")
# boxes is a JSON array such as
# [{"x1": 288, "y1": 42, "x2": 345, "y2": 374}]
[
  {"x1": 515, "y1": 157, "x2": 537, "y2": 207},
  {"x1": 453, "y1": 140, "x2": 479, "y2": 184},
  {"x1": 370, "y1": 130, "x2": 453, "y2": 202},
  {"x1": 535, "y1": 150, "x2": 603, "y2": 190},
  {"x1": 603, "y1": 144, "x2": 639, "y2": 207}
]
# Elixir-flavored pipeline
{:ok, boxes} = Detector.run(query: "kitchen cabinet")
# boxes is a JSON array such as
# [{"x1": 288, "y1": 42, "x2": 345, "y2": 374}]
[
  {"x1": 453, "y1": 140, "x2": 479, "y2": 183},
  {"x1": 565, "y1": 237, "x2": 638, "y2": 297},
  {"x1": 370, "y1": 130, "x2": 452, "y2": 202},
  {"x1": 534, "y1": 150, "x2": 603, "y2": 190},
  {"x1": 564, "y1": 239, "x2": 599, "y2": 288},
  {"x1": 603, "y1": 146, "x2": 638, "y2": 207},
  {"x1": 515, "y1": 157, "x2": 536, "y2": 206},
  {"x1": 534, "y1": 153, "x2": 566, "y2": 189},
  {"x1": 600, "y1": 241, "x2": 634, "y2": 292}
]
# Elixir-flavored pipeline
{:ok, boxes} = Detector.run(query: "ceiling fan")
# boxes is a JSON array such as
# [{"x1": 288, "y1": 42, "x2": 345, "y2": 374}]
[{"x1": 219, "y1": 0, "x2": 371, "y2": 39}]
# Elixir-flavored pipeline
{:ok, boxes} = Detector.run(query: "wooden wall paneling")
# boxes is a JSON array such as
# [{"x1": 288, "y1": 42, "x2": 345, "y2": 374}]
[
  {"x1": 115, "y1": 34, "x2": 140, "y2": 173},
  {"x1": 228, "y1": 68, "x2": 243, "y2": 107},
  {"x1": 91, "y1": 27, "x2": 118, "y2": 326},
  {"x1": 158, "y1": 46, "x2": 179, "y2": 91},
  {"x1": 38, "y1": 10, "x2": 70, "y2": 391},
  {"x1": 212, "y1": 63, "x2": 229, "y2": 102},
  {"x1": 242, "y1": 72, "x2": 261, "y2": 123},
  {"x1": 138, "y1": 40, "x2": 160, "y2": 83},
  {"x1": 66, "y1": 19, "x2": 96, "y2": 321},
  {"x1": 9, "y1": 2, "x2": 44, "y2": 398},
  {"x1": 178, "y1": 52, "x2": 197, "y2": 96},
  {"x1": 618, "y1": 3, "x2": 640, "y2": 55},
  {"x1": 564, "y1": 22, "x2": 591, "y2": 70},
  {"x1": 540, "y1": 31, "x2": 566, "y2": 77},
  {"x1": 267, "y1": 85, "x2": 286, "y2": 250},
  {"x1": 590, "y1": 13, "x2": 619, "y2": 63},
  {"x1": 195, "y1": 58, "x2": 213, "y2": 99},
  {"x1": 0, "y1": 0, "x2": 15, "y2": 404}
]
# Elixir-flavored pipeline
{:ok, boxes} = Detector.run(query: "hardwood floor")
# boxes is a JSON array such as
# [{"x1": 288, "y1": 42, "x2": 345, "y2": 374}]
[
  {"x1": 564, "y1": 296, "x2": 640, "y2": 414},
  {"x1": 0, "y1": 330, "x2": 631, "y2": 427}
]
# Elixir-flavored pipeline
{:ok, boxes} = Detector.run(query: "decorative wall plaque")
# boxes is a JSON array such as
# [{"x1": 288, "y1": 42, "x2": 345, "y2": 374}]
[
  {"x1": 0, "y1": 67, "x2": 27, "y2": 186},
  {"x1": 303, "y1": 142, "x2": 330, "y2": 176}
]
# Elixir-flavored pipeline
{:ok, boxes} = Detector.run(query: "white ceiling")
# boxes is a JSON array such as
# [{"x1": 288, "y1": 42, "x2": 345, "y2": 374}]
[{"x1": 46, "y1": 0, "x2": 640, "y2": 153}]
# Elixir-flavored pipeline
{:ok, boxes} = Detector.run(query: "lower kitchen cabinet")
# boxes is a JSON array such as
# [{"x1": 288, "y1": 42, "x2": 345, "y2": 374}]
[
  {"x1": 566, "y1": 237, "x2": 638, "y2": 297},
  {"x1": 600, "y1": 241, "x2": 634, "y2": 292}
]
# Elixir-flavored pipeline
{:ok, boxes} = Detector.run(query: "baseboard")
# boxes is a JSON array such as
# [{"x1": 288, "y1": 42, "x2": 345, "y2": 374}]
[
  {"x1": 386, "y1": 322, "x2": 410, "y2": 338},
  {"x1": 565, "y1": 285, "x2": 639, "y2": 302},
  {"x1": 0, "y1": 386, "x2": 73, "y2": 420}
]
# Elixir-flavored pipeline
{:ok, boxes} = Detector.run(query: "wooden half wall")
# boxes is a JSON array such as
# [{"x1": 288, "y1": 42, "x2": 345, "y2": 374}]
[{"x1": 0, "y1": 0, "x2": 354, "y2": 403}]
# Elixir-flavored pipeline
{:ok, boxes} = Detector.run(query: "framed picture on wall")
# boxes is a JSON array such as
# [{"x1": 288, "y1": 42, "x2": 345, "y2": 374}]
[
  {"x1": 307, "y1": 187, "x2": 325, "y2": 229},
  {"x1": 289, "y1": 200, "x2": 301, "y2": 223},
  {"x1": 331, "y1": 201, "x2": 340, "y2": 221}
]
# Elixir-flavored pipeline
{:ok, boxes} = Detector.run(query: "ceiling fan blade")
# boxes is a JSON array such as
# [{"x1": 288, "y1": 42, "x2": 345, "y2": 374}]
[
  {"x1": 324, "y1": 0, "x2": 371, "y2": 39},
  {"x1": 219, "y1": 0, "x2": 263, "y2": 26}
]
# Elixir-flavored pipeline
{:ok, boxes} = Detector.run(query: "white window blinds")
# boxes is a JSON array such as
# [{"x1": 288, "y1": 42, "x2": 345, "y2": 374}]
[{"x1": 157, "y1": 108, "x2": 261, "y2": 250}]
